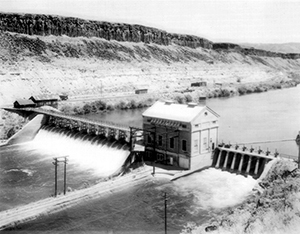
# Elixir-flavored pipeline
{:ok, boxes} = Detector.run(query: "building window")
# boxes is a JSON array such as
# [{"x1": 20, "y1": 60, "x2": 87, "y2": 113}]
[
  {"x1": 148, "y1": 134, "x2": 152, "y2": 144},
  {"x1": 182, "y1": 139, "x2": 187, "y2": 151},
  {"x1": 170, "y1": 137, "x2": 174, "y2": 149},
  {"x1": 203, "y1": 137, "x2": 207, "y2": 149},
  {"x1": 194, "y1": 139, "x2": 198, "y2": 149},
  {"x1": 182, "y1": 124, "x2": 187, "y2": 128},
  {"x1": 158, "y1": 135, "x2": 163, "y2": 146},
  {"x1": 195, "y1": 124, "x2": 199, "y2": 127}
]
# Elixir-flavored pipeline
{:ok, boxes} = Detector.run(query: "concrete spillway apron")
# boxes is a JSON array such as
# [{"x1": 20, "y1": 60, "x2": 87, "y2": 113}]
[{"x1": 0, "y1": 166, "x2": 153, "y2": 231}]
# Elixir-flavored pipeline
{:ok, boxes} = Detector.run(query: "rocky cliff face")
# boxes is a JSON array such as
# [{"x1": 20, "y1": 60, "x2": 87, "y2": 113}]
[
  {"x1": 1, "y1": 12, "x2": 300, "y2": 60},
  {"x1": 0, "y1": 12, "x2": 212, "y2": 49},
  {"x1": 213, "y1": 42, "x2": 300, "y2": 59}
]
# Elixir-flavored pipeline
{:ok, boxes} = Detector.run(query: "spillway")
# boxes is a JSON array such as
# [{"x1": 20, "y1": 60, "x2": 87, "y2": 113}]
[{"x1": 27, "y1": 126, "x2": 131, "y2": 177}]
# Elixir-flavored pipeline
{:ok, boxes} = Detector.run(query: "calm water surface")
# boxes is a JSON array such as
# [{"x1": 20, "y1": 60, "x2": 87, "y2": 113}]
[{"x1": 86, "y1": 85, "x2": 300, "y2": 157}]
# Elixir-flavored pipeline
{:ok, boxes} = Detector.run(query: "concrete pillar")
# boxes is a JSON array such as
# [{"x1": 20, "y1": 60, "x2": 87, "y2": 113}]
[
  {"x1": 215, "y1": 150, "x2": 222, "y2": 168},
  {"x1": 246, "y1": 156, "x2": 252, "y2": 174},
  {"x1": 238, "y1": 154, "x2": 245, "y2": 172},
  {"x1": 125, "y1": 131, "x2": 130, "y2": 142},
  {"x1": 230, "y1": 153, "x2": 237, "y2": 170},
  {"x1": 115, "y1": 129, "x2": 120, "y2": 140},
  {"x1": 222, "y1": 151, "x2": 229, "y2": 169},
  {"x1": 104, "y1": 127, "x2": 109, "y2": 138},
  {"x1": 254, "y1": 157, "x2": 260, "y2": 175}
]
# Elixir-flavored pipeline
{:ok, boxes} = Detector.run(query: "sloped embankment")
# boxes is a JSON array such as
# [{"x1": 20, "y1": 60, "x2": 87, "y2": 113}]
[{"x1": 1, "y1": 30, "x2": 300, "y2": 106}]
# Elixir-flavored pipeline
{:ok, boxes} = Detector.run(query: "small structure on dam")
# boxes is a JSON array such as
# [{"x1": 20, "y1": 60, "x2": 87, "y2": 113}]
[{"x1": 142, "y1": 100, "x2": 219, "y2": 170}]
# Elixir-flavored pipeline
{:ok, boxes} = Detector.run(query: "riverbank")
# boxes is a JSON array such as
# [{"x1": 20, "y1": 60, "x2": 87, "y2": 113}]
[
  {"x1": 183, "y1": 159, "x2": 300, "y2": 234},
  {"x1": 1, "y1": 78, "x2": 299, "y2": 141}
]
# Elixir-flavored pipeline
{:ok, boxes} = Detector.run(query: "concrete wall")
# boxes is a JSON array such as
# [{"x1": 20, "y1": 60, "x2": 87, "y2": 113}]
[{"x1": 6, "y1": 114, "x2": 48, "y2": 145}]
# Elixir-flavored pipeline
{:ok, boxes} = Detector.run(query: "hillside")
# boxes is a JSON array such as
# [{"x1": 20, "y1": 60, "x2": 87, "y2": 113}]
[
  {"x1": 0, "y1": 12, "x2": 300, "y2": 140},
  {"x1": 242, "y1": 42, "x2": 300, "y2": 54}
]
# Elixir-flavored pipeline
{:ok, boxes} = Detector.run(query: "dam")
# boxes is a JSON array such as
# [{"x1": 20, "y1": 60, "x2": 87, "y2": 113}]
[
  {"x1": 1, "y1": 92, "x2": 298, "y2": 231},
  {"x1": 3, "y1": 103, "x2": 280, "y2": 179}
]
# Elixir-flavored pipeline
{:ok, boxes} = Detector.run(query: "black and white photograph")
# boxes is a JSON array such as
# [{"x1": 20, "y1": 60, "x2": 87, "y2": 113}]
[{"x1": 0, "y1": 0, "x2": 300, "y2": 233}]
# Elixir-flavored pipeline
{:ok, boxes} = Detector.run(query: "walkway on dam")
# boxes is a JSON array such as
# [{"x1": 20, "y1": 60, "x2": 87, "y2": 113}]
[{"x1": 5, "y1": 107, "x2": 131, "y2": 132}]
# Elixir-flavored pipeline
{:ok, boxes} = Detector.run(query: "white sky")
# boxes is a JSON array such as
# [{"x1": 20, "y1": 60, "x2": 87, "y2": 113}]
[{"x1": 1, "y1": 0, "x2": 300, "y2": 44}]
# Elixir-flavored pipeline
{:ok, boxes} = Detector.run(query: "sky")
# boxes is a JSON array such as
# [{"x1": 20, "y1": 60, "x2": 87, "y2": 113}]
[{"x1": 1, "y1": 0, "x2": 300, "y2": 44}]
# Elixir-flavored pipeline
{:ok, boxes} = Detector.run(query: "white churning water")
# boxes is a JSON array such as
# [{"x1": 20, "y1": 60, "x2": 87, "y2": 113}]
[
  {"x1": 28, "y1": 128, "x2": 130, "y2": 177},
  {"x1": 173, "y1": 168, "x2": 257, "y2": 210}
]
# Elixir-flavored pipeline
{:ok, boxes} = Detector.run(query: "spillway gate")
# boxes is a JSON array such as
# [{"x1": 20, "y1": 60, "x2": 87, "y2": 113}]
[
  {"x1": 7, "y1": 107, "x2": 133, "y2": 142},
  {"x1": 212, "y1": 146, "x2": 275, "y2": 178}
]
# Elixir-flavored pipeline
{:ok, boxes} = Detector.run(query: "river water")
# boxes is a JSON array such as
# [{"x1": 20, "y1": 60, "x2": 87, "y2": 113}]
[
  {"x1": 85, "y1": 85, "x2": 300, "y2": 157},
  {"x1": 0, "y1": 85, "x2": 299, "y2": 232}
]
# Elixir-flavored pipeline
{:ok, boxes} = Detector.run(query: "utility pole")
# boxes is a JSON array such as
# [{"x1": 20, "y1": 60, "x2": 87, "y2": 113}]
[
  {"x1": 296, "y1": 131, "x2": 300, "y2": 169},
  {"x1": 52, "y1": 156, "x2": 68, "y2": 197},
  {"x1": 63, "y1": 156, "x2": 68, "y2": 195},
  {"x1": 52, "y1": 158, "x2": 58, "y2": 197},
  {"x1": 164, "y1": 192, "x2": 168, "y2": 234},
  {"x1": 153, "y1": 126, "x2": 156, "y2": 175}
]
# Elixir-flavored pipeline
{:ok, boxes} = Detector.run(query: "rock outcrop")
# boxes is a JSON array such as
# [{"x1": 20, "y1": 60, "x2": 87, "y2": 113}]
[
  {"x1": 2, "y1": 12, "x2": 300, "y2": 60},
  {"x1": 0, "y1": 12, "x2": 212, "y2": 49},
  {"x1": 213, "y1": 42, "x2": 300, "y2": 59}
]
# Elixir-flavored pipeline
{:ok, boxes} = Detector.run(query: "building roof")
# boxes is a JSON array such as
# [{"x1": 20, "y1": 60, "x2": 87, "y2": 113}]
[
  {"x1": 29, "y1": 95, "x2": 58, "y2": 102},
  {"x1": 142, "y1": 101, "x2": 219, "y2": 123},
  {"x1": 14, "y1": 99, "x2": 35, "y2": 105}
]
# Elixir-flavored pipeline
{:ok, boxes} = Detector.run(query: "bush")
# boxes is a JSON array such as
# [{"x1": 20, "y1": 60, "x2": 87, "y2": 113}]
[
  {"x1": 94, "y1": 100, "x2": 107, "y2": 111},
  {"x1": 128, "y1": 100, "x2": 138, "y2": 109},
  {"x1": 220, "y1": 88, "x2": 231, "y2": 97},
  {"x1": 237, "y1": 86, "x2": 248, "y2": 95},
  {"x1": 115, "y1": 100, "x2": 127, "y2": 109},
  {"x1": 73, "y1": 105, "x2": 84, "y2": 115},
  {"x1": 59, "y1": 105, "x2": 74, "y2": 115},
  {"x1": 83, "y1": 103, "x2": 92, "y2": 114},
  {"x1": 174, "y1": 94, "x2": 185, "y2": 104},
  {"x1": 184, "y1": 94, "x2": 193, "y2": 103}
]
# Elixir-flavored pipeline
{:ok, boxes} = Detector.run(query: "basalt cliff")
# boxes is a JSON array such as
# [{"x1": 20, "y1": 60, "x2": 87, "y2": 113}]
[{"x1": 0, "y1": 12, "x2": 300, "y2": 106}]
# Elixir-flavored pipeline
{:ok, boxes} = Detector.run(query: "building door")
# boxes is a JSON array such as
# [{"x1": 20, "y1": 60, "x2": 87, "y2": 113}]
[{"x1": 209, "y1": 128, "x2": 218, "y2": 152}]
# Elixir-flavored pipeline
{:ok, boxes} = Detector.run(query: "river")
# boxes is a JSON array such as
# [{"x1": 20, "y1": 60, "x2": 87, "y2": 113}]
[
  {"x1": 85, "y1": 85, "x2": 300, "y2": 157},
  {"x1": 0, "y1": 85, "x2": 299, "y2": 232}
]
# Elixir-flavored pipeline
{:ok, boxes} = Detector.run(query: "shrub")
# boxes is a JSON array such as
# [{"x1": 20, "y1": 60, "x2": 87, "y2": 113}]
[
  {"x1": 83, "y1": 103, "x2": 92, "y2": 114},
  {"x1": 94, "y1": 100, "x2": 107, "y2": 111},
  {"x1": 59, "y1": 105, "x2": 74, "y2": 115},
  {"x1": 220, "y1": 88, "x2": 231, "y2": 97},
  {"x1": 184, "y1": 94, "x2": 193, "y2": 103},
  {"x1": 131, "y1": 100, "x2": 139, "y2": 109},
  {"x1": 174, "y1": 94, "x2": 185, "y2": 104},
  {"x1": 237, "y1": 86, "x2": 248, "y2": 95},
  {"x1": 116, "y1": 100, "x2": 127, "y2": 109},
  {"x1": 73, "y1": 106, "x2": 84, "y2": 115}
]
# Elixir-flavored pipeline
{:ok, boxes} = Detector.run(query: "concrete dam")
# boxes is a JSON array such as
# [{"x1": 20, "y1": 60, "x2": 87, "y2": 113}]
[
  {"x1": 3, "y1": 107, "x2": 277, "y2": 179},
  {"x1": 4, "y1": 107, "x2": 139, "y2": 178}
]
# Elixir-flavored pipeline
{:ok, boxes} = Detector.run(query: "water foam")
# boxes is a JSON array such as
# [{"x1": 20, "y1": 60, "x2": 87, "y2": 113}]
[
  {"x1": 27, "y1": 127, "x2": 130, "y2": 177},
  {"x1": 173, "y1": 168, "x2": 257, "y2": 210}
]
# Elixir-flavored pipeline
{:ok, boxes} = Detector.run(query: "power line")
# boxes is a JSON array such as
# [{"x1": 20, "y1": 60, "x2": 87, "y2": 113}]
[{"x1": 235, "y1": 139, "x2": 295, "y2": 145}]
